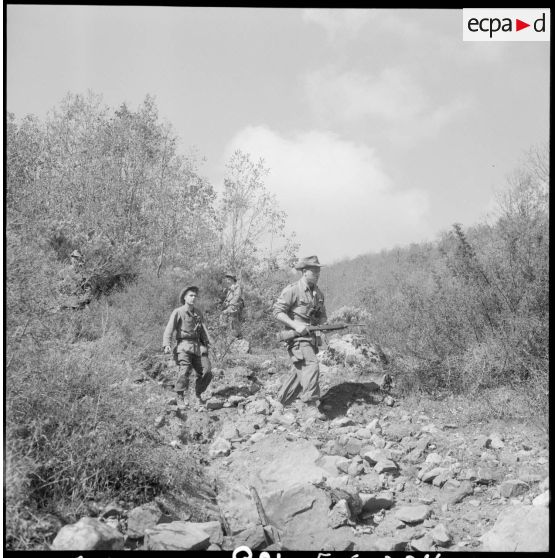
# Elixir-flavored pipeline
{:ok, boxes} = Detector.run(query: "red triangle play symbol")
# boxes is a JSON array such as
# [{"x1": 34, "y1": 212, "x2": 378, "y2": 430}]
[{"x1": 516, "y1": 19, "x2": 530, "y2": 31}]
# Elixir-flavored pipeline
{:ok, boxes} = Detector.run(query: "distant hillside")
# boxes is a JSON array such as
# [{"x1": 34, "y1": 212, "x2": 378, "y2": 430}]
[
  {"x1": 320, "y1": 148, "x2": 548, "y2": 407},
  {"x1": 321, "y1": 243, "x2": 438, "y2": 312}
]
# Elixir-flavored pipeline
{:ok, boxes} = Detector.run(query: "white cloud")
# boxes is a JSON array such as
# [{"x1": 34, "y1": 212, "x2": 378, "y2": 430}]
[
  {"x1": 305, "y1": 67, "x2": 428, "y2": 122},
  {"x1": 304, "y1": 66, "x2": 471, "y2": 144},
  {"x1": 224, "y1": 126, "x2": 431, "y2": 262},
  {"x1": 302, "y1": 9, "x2": 376, "y2": 39}
]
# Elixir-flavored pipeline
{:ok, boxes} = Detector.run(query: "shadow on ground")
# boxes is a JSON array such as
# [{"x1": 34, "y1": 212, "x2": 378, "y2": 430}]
[{"x1": 319, "y1": 382, "x2": 384, "y2": 419}]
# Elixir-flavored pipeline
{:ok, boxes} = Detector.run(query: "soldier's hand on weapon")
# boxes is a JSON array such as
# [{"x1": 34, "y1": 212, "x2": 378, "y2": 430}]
[
  {"x1": 163, "y1": 345, "x2": 171, "y2": 354},
  {"x1": 293, "y1": 322, "x2": 309, "y2": 335}
]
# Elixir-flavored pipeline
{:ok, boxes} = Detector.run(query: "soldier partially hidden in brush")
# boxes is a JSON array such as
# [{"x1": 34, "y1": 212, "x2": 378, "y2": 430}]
[
  {"x1": 273, "y1": 255, "x2": 328, "y2": 420},
  {"x1": 163, "y1": 286, "x2": 212, "y2": 410},
  {"x1": 220, "y1": 272, "x2": 244, "y2": 338}
]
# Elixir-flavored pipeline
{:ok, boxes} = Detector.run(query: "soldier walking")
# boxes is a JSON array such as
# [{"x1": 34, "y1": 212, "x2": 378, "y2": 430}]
[
  {"x1": 273, "y1": 255, "x2": 327, "y2": 420},
  {"x1": 163, "y1": 286, "x2": 212, "y2": 410}
]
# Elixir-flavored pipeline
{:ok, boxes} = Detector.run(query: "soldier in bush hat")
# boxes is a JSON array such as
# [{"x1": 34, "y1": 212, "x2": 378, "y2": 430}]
[
  {"x1": 220, "y1": 271, "x2": 244, "y2": 338},
  {"x1": 163, "y1": 285, "x2": 212, "y2": 410},
  {"x1": 272, "y1": 255, "x2": 327, "y2": 420}
]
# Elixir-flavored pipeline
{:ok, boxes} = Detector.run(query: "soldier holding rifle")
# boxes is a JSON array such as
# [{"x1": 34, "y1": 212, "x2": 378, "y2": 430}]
[{"x1": 272, "y1": 255, "x2": 328, "y2": 420}]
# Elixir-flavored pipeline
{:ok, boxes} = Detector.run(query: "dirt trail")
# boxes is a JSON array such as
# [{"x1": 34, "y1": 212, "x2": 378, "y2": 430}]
[
  {"x1": 50, "y1": 336, "x2": 550, "y2": 551},
  {"x1": 182, "y1": 342, "x2": 550, "y2": 552}
]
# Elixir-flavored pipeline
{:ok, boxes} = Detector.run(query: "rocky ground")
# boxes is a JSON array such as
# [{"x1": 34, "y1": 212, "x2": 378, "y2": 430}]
[{"x1": 50, "y1": 335, "x2": 550, "y2": 552}]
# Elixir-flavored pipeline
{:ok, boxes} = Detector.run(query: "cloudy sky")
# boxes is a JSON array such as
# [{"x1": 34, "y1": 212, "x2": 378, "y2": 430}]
[{"x1": 7, "y1": 7, "x2": 550, "y2": 263}]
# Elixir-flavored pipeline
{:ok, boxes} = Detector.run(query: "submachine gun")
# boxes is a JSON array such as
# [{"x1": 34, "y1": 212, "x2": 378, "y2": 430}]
[{"x1": 277, "y1": 323, "x2": 366, "y2": 343}]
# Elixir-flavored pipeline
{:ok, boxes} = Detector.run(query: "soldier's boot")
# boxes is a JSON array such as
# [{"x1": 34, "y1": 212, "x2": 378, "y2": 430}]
[
  {"x1": 306, "y1": 400, "x2": 327, "y2": 421},
  {"x1": 185, "y1": 390, "x2": 205, "y2": 412},
  {"x1": 176, "y1": 391, "x2": 189, "y2": 409},
  {"x1": 193, "y1": 396, "x2": 206, "y2": 412},
  {"x1": 292, "y1": 399, "x2": 306, "y2": 414}
]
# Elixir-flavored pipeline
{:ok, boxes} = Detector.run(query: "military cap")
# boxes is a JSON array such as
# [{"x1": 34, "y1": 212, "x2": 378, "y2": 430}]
[
  {"x1": 179, "y1": 285, "x2": 199, "y2": 305},
  {"x1": 70, "y1": 250, "x2": 84, "y2": 259},
  {"x1": 224, "y1": 272, "x2": 237, "y2": 281},
  {"x1": 294, "y1": 255, "x2": 325, "y2": 270}
]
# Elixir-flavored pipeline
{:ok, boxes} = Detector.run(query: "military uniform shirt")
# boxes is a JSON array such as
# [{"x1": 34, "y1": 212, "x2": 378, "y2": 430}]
[
  {"x1": 223, "y1": 283, "x2": 243, "y2": 313},
  {"x1": 163, "y1": 305, "x2": 206, "y2": 351},
  {"x1": 272, "y1": 278, "x2": 327, "y2": 325}
]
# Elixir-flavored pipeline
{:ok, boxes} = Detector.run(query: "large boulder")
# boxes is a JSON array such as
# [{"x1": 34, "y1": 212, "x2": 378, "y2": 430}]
[
  {"x1": 263, "y1": 483, "x2": 334, "y2": 548},
  {"x1": 231, "y1": 524, "x2": 267, "y2": 549},
  {"x1": 51, "y1": 517, "x2": 124, "y2": 550},
  {"x1": 394, "y1": 505, "x2": 431, "y2": 525},
  {"x1": 207, "y1": 366, "x2": 261, "y2": 399},
  {"x1": 533, "y1": 490, "x2": 550, "y2": 507},
  {"x1": 328, "y1": 499, "x2": 352, "y2": 529},
  {"x1": 144, "y1": 521, "x2": 210, "y2": 551},
  {"x1": 194, "y1": 521, "x2": 224, "y2": 546},
  {"x1": 126, "y1": 502, "x2": 164, "y2": 539},
  {"x1": 216, "y1": 441, "x2": 344, "y2": 535},
  {"x1": 480, "y1": 506, "x2": 549, "y2": 551},
  {"x1": 431, "y1": 523, "x2": 452, "y2": 547},
  {"x1": 499, "y1": 480, "x2": 530, "y2": 498},
  {"x1": 216, "y1": 483, "x2": 259, "y2": 534},
  {"x1": 320, "y1": 334, "x2": 389, "y2": 372},
  {"x1": 257, "y1": 442, "x2": 331, "y2": 491}
]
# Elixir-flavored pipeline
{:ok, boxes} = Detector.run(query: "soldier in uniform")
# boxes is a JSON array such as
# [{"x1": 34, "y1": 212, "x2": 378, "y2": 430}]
[
  {"x1": 273, "y1": 255, "x2": 327, "y2": 420},
  {"x1": 220, "y1": 272, "x2": 244, "y2": 338},
  {"x1": 163, "y1": 286, "x2": 212, "y2": 410}
]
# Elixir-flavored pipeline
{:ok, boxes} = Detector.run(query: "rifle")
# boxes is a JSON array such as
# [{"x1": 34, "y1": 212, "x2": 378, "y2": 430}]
[{"x1": 276, "y1": 323, "x2": 366, "y2": 343}]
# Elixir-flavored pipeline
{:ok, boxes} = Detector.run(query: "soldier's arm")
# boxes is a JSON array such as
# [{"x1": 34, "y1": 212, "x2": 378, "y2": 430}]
[
  {"x1": 197, "y1": 310, "x2": 213, "y2": 347},
  {"x1": 201, "y1": 324, "x2": 213, "y2": 347},
  {"x1": 229, "y1": 284, "x2": 242, "y2": 306},
  {"x1": 163, "y1": 310, "x2": 177, "y2": 350},
  {"x1": 273, "y1": 286, "x2": 308, "y2": 334},
  {"x1": 315, "y1": 288, "x2": 328, "y2": 325},
  {"x1": 317, "y1": 304, "x2": 328, "y2": 325}
]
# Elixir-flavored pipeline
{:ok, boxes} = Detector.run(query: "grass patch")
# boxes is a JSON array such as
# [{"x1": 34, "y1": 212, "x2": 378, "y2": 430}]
[{"x1": 5, "y1": 330, "x2": 205, "y2": 550}]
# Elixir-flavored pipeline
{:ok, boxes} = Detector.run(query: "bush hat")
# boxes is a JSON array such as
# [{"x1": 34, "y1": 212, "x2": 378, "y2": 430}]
[
  {"x1": 294, "y1": 255, "x2": 325, "y2": 270},
  {"x1": 179, "y1": 286, "x2": 199, "y2": 305},
  {"x1": 70, "y1": 250, "x2": 83, "y2": 259},
  {"x1": 224, "y1": 272, "x2": 237, "y2": 280}
]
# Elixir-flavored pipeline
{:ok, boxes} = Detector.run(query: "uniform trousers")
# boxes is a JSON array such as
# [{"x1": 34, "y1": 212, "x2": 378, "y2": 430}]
[
  {"x1": 277, "y1": 340, "x2": 320, "y2": 406},
  {"x1": 220, "y1": 310, "x2": 242, "y2": 338},
  {"x1": 173, "y1": 342, "x2": 212, "y2": 397}
]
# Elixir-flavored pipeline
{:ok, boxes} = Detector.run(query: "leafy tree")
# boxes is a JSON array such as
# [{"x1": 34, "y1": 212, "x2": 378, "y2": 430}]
[
  {"x1": 217, "y1": 150, "x2": 298, "y2": 273},
  {"x1": 7, "y1": 92, "x2": 218, "y2": 282}
]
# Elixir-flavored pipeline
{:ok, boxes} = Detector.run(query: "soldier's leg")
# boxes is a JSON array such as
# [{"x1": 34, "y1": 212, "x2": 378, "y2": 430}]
[
  {"x1": 231, "y1": 313, "x2": 242, "y2": 338},
  {"x1": 219, "y1": 312, "x2": 228, "y2": 328},
  {"x1": 174, "y1": 347, "x2": 194, "y2": 402},
  {"x1": 297, "y1": 343, "x2": 321, "y2": 403},
  {"x1": 278, "y1": 343, "x2": 305, "y2": 405},
  {"x1": 277, "y1": 368, "x2": 303, "y2": 406},
  {"x1": 193, "y1": 354, "x2": 213, "y2": 399}
]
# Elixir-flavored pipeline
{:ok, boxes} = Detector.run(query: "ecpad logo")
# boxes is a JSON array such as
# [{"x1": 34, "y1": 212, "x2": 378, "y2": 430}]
[{"x1": 463, "y1": 9, "x2": 550, "y2": 41}]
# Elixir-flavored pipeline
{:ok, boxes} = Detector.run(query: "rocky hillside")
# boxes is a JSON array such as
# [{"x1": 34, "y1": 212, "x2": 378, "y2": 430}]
[{"x1": 49, "y1": 335, "x2": 550, "y2": 552}]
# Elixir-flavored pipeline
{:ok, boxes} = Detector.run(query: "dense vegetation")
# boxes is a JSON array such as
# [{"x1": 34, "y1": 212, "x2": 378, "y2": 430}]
[
  {"x1": 322, "y1": 145, "x2": 549, "y2": 419},
  {"x1": 5, "y1": 92, "x2": 548, "y2": 549}
]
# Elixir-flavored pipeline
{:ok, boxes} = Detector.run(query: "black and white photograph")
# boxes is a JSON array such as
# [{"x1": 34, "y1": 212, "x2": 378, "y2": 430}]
[{"x1": 5, "y1": 5, "x2": 551, "y2": 552}]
